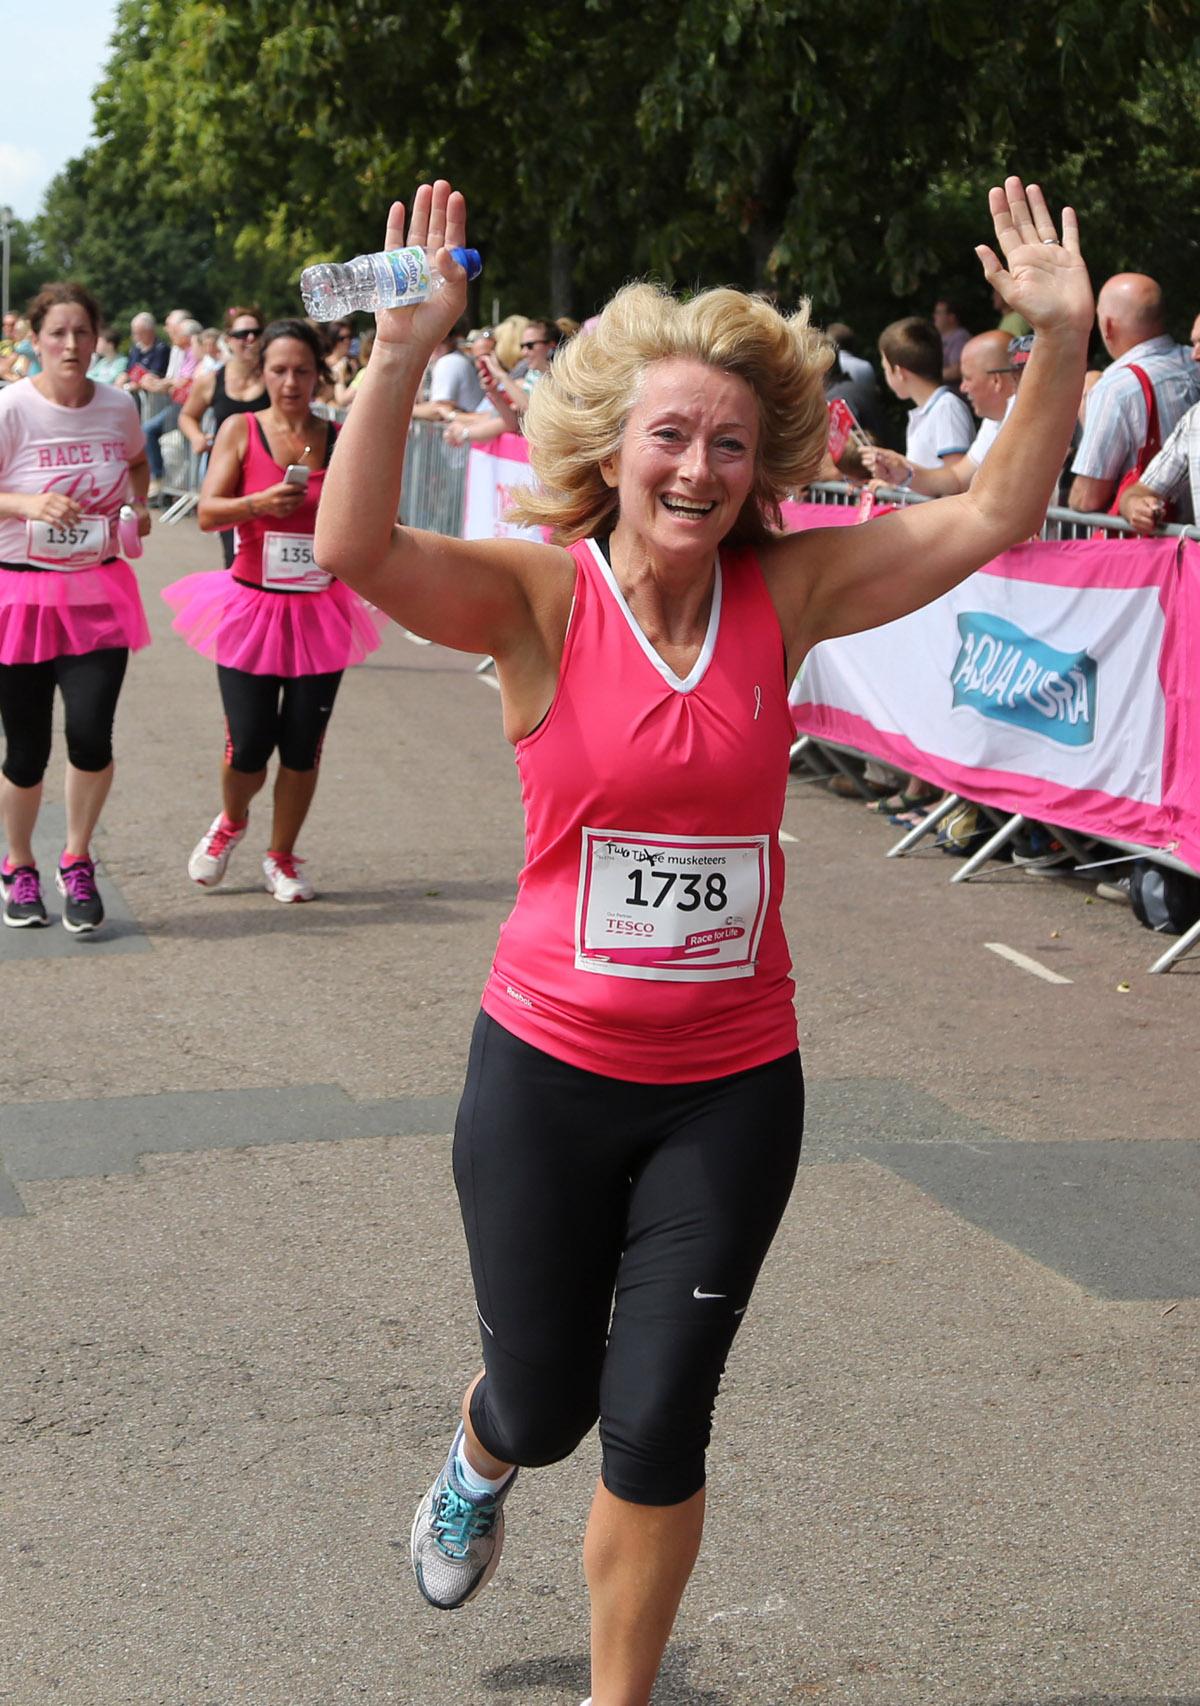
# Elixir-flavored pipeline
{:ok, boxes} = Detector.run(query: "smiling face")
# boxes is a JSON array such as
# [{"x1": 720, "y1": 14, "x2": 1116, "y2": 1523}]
[
  {"x1": 226, "y1": 313, "x2": 263, "y2": 363},
  {"x1": 33, "y1": 302, "x2": 98, "y2": 383},
  {"x1": 601, "y1": 358, "x2": 760, "y2": 564},
  {"x1": 262, "y1": 336, "x2": 318, "y2": 411}
]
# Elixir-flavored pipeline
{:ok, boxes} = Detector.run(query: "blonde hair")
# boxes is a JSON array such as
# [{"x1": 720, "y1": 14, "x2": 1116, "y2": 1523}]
[
  {"x1": 507, "y1": 283, "x2": 833, "y2": 546},
  {"x1": 492, "y1": 313, "x2": 529, "y2": 372}
]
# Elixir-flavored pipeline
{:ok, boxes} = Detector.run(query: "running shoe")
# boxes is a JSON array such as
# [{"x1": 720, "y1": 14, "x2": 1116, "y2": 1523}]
[
  {"x1": 188, "y1": 813, "x2": 248, "y2": 888},
  {"x1": 55, "y1": 856, "x2": 104, "y2": 934},
  {"x1": 410, "y1": 1423, "x2": 517, "y2": 1610},
  {"x1": 263, "y1": 852, "x2": 315, "y2": 903},
  {"x1": 1, "y1": 864, "x2": 48, "y2": 928}
]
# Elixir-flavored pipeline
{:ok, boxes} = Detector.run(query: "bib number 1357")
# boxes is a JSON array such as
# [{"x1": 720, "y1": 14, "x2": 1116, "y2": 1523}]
[{"x1": 575, "y1": 827, "x2": 770, "y2": 983}]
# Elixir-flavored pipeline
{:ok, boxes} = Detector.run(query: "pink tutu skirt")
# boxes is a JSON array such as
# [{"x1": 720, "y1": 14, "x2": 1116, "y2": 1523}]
[
  {"x1": 161, "y1": 571, "x2": 385, "y2": 676},
  {"x1": 0, "y1": 561, "x2": 151, "y2": 665}
]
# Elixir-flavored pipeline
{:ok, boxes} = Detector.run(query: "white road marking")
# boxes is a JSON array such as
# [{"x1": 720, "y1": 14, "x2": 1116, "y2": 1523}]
[
  {"x1": 779, "y1": 829, "x2": 797, "y2": 843},
  {"x1": 477, "y1": 672, "x2": 501, "y2": 692},
  {"x1": 984, "y1": 942, "x2": 1073, "y2": 985},
  {"x1": 402, "y1": 629, "x2": 432, "y2": 646}
]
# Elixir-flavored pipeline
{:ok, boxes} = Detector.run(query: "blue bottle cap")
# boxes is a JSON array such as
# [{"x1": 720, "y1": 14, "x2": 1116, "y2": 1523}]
[{"x1": 449, "y1": 247, "x2": 483, "y2": 281}]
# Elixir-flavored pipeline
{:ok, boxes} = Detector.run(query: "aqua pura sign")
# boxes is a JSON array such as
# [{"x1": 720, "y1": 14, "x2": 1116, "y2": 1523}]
[{"x1": 950, "y1": 613, "x2": 1097, "y2": 747}]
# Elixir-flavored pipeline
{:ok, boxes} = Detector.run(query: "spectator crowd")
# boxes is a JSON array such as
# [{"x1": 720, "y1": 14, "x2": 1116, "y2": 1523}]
[{"x1": 3, "y1": 258, "x2": 1200, "y2": 939}]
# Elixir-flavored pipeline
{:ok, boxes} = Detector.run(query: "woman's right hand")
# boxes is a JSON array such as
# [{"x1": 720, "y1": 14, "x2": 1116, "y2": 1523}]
[
  {"x1": 374, "y1": 180, "x2": 470, "y2": 354},
  {"x1": 251, "y1": 482, "x2": 307, "y2": 519},
  {"x1": 24, "y1": 491, "x2": 83, "y2": 526}
]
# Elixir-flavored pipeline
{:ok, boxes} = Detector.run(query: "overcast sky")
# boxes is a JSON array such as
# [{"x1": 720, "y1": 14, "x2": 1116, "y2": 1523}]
[{"x1": 1, "y1": 1, "x2": 121, "y2": 220}]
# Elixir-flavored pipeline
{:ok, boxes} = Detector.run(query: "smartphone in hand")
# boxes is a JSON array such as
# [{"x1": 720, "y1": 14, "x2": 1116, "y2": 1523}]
[{"x1": 283, "y1": 465, "x2": 310, "y2": 489}]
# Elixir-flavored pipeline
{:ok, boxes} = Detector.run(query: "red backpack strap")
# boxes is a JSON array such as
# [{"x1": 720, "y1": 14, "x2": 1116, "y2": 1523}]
[
  {"x1": 1109, "y1": 364, "x2": 1162, "y2": 514},
  {"x1": 1127, "y1": 364, "x2": 1161, "y2": 464}
]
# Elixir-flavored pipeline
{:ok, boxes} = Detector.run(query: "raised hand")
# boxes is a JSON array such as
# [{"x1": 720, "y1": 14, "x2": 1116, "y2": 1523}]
[
  {"x1": 374, "y1": 179, "x2": 470, "y2": 352},
  {"x1": 974, "y1": 177, "x2": 1092, "y2": 339}
]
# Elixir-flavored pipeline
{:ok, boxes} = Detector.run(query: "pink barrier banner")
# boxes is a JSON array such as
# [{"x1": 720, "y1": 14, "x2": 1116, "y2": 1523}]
[
  {"x1": 788, "y1": 525, "x2": 1200, "y2": 871},
  {"x1": 462, "y1": 432, "x2": 551, "y2": 543}
]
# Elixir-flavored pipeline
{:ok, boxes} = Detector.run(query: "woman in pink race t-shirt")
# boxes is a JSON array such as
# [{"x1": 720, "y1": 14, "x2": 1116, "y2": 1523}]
[
  {"x1": 316, "y1": 177, "x2": 1093, "y2": 1706},
  {"x1": 0, "y1": 282, "x2": 151, "y2": 934}
]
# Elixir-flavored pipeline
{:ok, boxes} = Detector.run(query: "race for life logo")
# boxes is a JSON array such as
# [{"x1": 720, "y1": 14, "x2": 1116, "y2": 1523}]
[{"x1": 950, "y1": 613, "x2": 1097, "y2": 747}]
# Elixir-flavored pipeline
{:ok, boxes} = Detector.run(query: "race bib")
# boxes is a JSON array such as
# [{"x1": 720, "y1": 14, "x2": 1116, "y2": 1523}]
[
  {"x1": 25, "y1": 515, "x2": 109, "y2": 570},
  {"x1": 575, "y1": 827, "x2": 770, "y2": 982},
  {"x1": 262, "y1": 532, "x2": 332, "y2": 592}
]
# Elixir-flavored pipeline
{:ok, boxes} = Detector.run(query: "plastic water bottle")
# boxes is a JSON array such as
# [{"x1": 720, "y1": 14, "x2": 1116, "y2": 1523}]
[{"x1": 300, "y1": 245, "x2": 482, "y2": 320}]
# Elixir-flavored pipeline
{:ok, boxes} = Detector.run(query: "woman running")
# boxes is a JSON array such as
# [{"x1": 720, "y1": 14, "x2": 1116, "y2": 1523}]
[
  {"x1": 163, "y1": 318, "x2": 381, "y2": 903},
  {"x1": 316, "y1": 178, "x2": 1091, "y2": 1706},
  {"x1": 178, "y1": 305, "x2": 268, "y2": 567},
  {"x1": 0, "y1": 282, "x2": 151, "y2": 933}
]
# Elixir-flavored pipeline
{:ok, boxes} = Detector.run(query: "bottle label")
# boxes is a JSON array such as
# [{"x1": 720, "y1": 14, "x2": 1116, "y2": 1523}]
[{"x1": 381, "y1": 247, "x2": 432, "y2": 305}]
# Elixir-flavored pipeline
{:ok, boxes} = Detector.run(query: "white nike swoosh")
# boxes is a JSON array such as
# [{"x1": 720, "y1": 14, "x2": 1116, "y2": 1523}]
[{"x1": 693, "y1": 1287, "x2": 727, "y2": 1299}]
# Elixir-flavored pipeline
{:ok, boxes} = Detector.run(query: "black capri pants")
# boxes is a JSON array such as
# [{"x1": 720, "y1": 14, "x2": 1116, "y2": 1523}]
[
  {"x1": 453, "y1": 1011, "x2": 805, "y2": 1507},
  {"x1": 217, "y1": 664, "x2": 342, "y2": 773},
  {"x1": 0, "y1": 647, "x2": 129, "y2": 788}
]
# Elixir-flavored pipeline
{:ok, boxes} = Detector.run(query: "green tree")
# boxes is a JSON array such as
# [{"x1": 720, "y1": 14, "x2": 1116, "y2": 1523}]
[{"x1": 27, "y1": 0, "x2": 1200, "y2": 347}]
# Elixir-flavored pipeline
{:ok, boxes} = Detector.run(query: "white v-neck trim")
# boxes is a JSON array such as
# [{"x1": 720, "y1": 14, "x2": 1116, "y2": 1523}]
[{"x1": 585, "y1": 538, "x2": 721, "y2": 695}]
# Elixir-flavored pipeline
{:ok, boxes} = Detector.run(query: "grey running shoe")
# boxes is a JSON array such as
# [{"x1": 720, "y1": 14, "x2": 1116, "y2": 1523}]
[
  {"x1": 56, "y1": 857, "x2": 104, "y2": 933},
  {"x1": 2, "y1": 864, "x2": 48, "y2": 927},
  {"x1": 410, "y1": 1423, "x2": 517, "y2": 1610}
]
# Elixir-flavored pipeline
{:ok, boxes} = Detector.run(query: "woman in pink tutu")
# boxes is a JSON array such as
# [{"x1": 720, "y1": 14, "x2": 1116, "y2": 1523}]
[
  {"x1": 163, "y1": 318, "x2": 381, "y2": 902},
  {"x1": 0, "y1": 282, "x2": 152, "y2": 934}
]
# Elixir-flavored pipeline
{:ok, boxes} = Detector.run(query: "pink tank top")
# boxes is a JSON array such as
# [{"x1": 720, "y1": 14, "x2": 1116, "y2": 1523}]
[
  {"x1": 481, "y1": 536, "x2": 798, "y2": 1083},
  {"x1": 231, "y1": 416, "x2": 336, "y2": 589}
]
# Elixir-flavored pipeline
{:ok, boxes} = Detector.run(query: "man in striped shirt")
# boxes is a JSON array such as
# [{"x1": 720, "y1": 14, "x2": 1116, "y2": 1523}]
[{"x1": 1068, "y1": 274, "x2": 1200, "y2": 514}]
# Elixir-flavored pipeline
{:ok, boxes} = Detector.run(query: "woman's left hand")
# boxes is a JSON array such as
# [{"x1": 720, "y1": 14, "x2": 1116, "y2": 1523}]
[
  {"x1": 974, "y1": 176, "x2": 1092, "y2": 340},
  {"x1": 131, "y1": 499, "x2": 152, "y2": 537}
]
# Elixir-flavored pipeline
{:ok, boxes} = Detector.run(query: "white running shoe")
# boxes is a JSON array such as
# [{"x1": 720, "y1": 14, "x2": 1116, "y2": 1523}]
[
  {"x1": 410, "y1": 1423, "x2": 517, "y2": 1610},
  {"x1": 263, "y1": 851, "x2": 315, "y2": 903},
  {"x1": 188, "y1": 814, "x2": 247, "y2": 888}
]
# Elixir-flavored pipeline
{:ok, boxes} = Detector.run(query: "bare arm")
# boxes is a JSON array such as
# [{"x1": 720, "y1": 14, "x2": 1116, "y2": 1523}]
[
  {"x1": 315, "y1": 183, "x2": 565, "y2": 661},
  {"x1": 762, "y1": 179, "x2": 1091, "y2": 658},
  {"x1": 1068, "y1": 472, "x2": 1115, "y2": 514},
  {"x1": 861, "y1": 444, "x2": 972, "y2": 497},
  {"x1": 179, "y1": 369, "x2": 216, "y2": 452}
]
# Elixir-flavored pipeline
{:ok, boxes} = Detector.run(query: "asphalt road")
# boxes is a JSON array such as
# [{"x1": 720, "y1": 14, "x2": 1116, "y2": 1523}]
[{"x1": 2, "y1": 519, "x2": 1197, "y2": 1706}]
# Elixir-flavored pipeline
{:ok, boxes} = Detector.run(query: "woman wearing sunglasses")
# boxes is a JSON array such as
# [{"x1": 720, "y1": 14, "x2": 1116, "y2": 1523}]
[{"x1": 179, "y1": 306, "x2": 269, "y2": 568}]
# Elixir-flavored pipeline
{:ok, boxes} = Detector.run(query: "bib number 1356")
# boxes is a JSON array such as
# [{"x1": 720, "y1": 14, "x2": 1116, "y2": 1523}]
[{"x1": 575, "y1": 827, "x2": 770, "y2": 983}]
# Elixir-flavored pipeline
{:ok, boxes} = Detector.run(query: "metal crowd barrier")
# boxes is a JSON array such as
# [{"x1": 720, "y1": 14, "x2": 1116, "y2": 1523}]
[
  {"x1": 157, "y1": 402, "x2": 471, "y2": 537},
  {"x1": 794, "y1": 482, "x2": 1200, "y2": 972},
  {"x1": 136, "y1": 391, "x2": 206, "y2": 520}
]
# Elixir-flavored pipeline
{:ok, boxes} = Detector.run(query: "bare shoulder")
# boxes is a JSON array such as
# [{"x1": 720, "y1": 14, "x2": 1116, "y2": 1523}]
[{"x1": 755, "y1": 524, "x2": 849, "y2": 601}]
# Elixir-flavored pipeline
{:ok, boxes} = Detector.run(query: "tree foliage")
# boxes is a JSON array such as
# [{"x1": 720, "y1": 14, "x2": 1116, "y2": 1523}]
[{"x1": 27, "y1": 0, "x2": 1200, "y2": 345}]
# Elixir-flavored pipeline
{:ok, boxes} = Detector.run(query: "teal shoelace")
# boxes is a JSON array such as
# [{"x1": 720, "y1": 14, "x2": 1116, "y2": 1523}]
[{"x1": 432, "y1": 1483, "x2": 498, "y2": 1559}]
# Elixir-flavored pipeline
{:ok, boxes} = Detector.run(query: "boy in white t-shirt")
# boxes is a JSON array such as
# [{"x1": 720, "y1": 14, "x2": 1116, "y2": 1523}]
[{"x1": 878, "y1": 317, "x2": 973, "y2": 471}]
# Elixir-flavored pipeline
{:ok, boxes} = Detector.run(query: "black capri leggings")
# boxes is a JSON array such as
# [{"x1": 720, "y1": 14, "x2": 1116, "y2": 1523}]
[
  {"x1": 453, "y1": 1011, "x2": 805, "y2": 1507},
  {"x1": 217, "y1": 664, "x2": 343, "y2": 773},
  {"x1": 0, "y1": 647, "x2": 129, "y2": 788}
]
